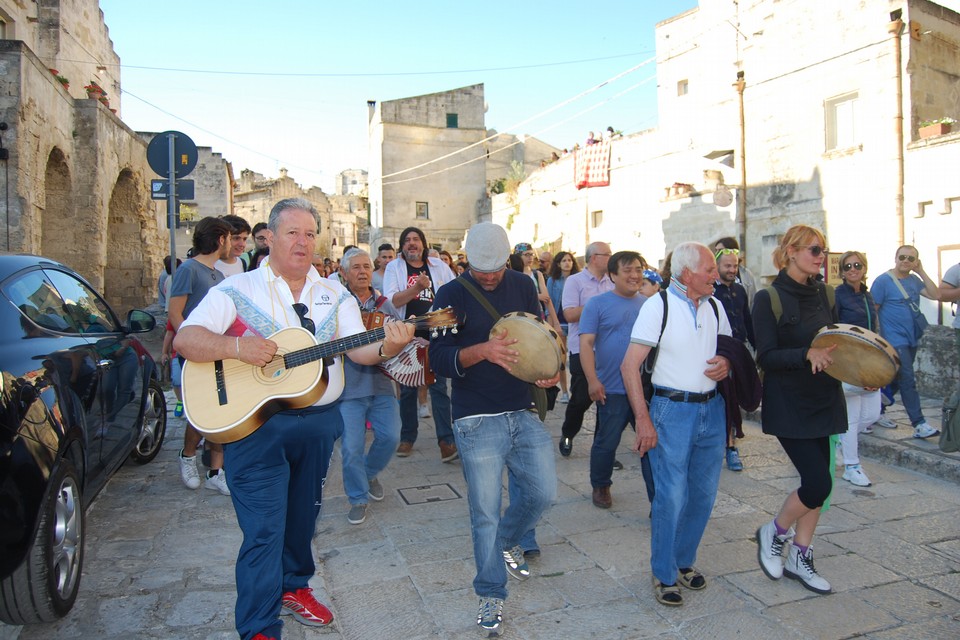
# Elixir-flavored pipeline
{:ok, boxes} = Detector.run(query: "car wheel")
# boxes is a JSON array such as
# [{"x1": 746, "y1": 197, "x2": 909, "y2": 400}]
[
  {"x1": 0, "y1": 460, "x2": 84, "y2": 624},
  {"x1": 130, "y1": 378, "x2": 167, "y2": 464}
]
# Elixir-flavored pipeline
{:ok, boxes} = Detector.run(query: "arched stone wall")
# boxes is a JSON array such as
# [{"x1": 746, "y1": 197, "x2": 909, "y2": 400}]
[
  {"x1": 39, "y1": 147, "x2": 78, "y2": 269},
  {"x1": 103, "y1": 169, "x2": 147, "y2": 314}
]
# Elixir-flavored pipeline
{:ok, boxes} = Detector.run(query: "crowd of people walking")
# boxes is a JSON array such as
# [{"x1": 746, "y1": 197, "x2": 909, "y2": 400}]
[{"x1": 165, "y1": 205, "x2": 953, "y2": 639}]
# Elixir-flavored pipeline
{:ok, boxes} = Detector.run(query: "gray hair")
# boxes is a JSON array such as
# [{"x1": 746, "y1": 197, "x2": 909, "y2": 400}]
[
  {"x1": 268, "y1": 198, "x2": 320, "y2": 233},
  {"x1": 671, "y1": 242, "x2": 710, "y2": 282},
  {"x1": 585, "y1": 241, "x2": 607, "y2": 261},
  {"x1": 341, "y1": 247, "x2": 370, "y2": 271}
]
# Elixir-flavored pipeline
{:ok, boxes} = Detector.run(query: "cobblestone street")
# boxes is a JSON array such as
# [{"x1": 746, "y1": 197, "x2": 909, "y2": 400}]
[{"x1": 2, "y1": 386, "x2": 959, "y2": 639}]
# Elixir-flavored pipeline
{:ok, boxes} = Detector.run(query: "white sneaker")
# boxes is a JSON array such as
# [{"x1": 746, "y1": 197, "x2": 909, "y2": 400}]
[
  {"x1": 559, "y1": 392, "x2": 570, "y2": 404},
  {"x1": 179, "y1": 449, "x2": 200, "y2": 490},
  {"x1": 874, "y1": 416, "x2": 897, "y2": 429},
  {"x1": 418, "y1": 403, "x2": 431, "y2": 418},
  {"x1": 913, "y1": 422, "x2": 939, "y2": 439},
  {"x1": 784, "y1": 544, "x2": 831, "y2": 594},
  {"x1": 205, "y1": 469, "x2": 231, "y2": 496},
  {"x1": 842, "y1": 464, "x2": 872, "y2": 487}
]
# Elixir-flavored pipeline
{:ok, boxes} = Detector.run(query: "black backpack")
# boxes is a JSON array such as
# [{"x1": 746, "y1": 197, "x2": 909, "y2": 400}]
[{"x1": 641, "y1": 290, "x2": 719, "y2": 403}]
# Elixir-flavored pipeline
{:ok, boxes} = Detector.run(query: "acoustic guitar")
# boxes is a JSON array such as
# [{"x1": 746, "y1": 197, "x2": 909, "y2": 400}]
[{"x1": 181, "y1": 308, "x2": 457, "y2": 443}]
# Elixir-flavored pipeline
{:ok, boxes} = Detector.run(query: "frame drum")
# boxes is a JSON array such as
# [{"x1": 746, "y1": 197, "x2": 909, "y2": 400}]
[
  {"x1": 811, "y1": 323, "x2": 900, "y2": 388},
  {"x1": 490, "y1": 311, "x2": 566, "y2": 383}
]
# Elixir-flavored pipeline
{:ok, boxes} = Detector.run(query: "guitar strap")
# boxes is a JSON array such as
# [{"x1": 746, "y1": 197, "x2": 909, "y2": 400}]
[{"x1": 221, "y1": 286, "x2": 284, "y2": 338}]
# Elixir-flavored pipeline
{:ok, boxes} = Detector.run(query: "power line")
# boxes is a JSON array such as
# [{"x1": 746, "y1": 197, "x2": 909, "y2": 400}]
[
  {"x1": 86, "y1": 50, "x2": 655, "y2": 78},
  {"x1": 381, "y1": 55, "x2": 658, "y2": 180},
  {"x1": 120, "y1": 88, "x2": 323, "y2": 181}
]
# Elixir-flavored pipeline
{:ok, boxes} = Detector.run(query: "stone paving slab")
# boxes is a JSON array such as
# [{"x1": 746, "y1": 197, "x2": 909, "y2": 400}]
[{"x1": 4, "y1": 396, "x2": 960, "y2": 639}]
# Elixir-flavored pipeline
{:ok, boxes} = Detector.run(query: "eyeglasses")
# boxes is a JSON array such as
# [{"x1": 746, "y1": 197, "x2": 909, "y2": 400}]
[
  {"x1": 799, "y1": 245, "x2": 827, "y2": 256},
  {"x1": 842, "y1": 262, "x2": 864, "y2": 271},
  {"x1": 292, "y1": 303, "x2": 315, "y2": 334},
  {"x1": 522, "y1": 252, "x2": 534, "y2": 258},
  {"x1": 254, "y1": 235, "x2": 268, "y2": 242},
  {"x1": 715, "y1": 248, "x2": 740, "y2": 259},
  {"x1": 898, "y1": 254, "x2": 917, "y2": 263}
]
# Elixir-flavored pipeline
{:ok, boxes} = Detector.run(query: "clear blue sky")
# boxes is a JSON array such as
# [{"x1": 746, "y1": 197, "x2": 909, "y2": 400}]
[{"x1": 99, "y1": 1, "x2": 698, "y2": 192}]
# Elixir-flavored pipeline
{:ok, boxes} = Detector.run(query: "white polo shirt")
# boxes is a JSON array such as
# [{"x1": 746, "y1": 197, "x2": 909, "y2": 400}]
[{"x1": 630, "y1": 286, "x2": 732, "y2": 394}]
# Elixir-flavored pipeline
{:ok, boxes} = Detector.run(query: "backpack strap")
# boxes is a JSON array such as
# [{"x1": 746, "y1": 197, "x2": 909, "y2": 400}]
[{"x1": 766, "y1": 285, "x2": 783, "y2": 323}]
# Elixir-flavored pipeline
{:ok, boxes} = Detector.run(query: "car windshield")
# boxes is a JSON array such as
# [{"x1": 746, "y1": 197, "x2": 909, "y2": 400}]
[
  {"x1": 2, "y1": 268, "x2": 117, "y2": 335},
  {"x1": 3, "y1": 270, "x2": 79, "y2": 333}
]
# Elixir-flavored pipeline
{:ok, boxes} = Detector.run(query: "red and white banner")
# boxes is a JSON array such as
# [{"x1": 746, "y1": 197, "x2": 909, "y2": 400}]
[{"x1": 574, "y1": 141, "x2": 611, "y2": 189}]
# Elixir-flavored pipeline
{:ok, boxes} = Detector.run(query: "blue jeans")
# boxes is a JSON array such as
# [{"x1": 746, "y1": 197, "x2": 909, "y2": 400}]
[
  {"x1": 339, "y1": 394, "x2": 401, "y2": 505},
  {"x1": 399, "y1": 376, "x2": 453, "y2": 445},
  {"x1": 453, "y1": 411, "x2": 557, "y2": 599},
  {"x1": 891, "y1": 345, "x2": 925, "y2": 426},
  {"x1": 648, "y1": 391, "x2": 725, "y2": 585},
  {"x1": 591, "y1": 394, "x2": 654, "y2": 503},
  {"x1": 224, "y1": 405, "x2": 342, "y2": 640}
]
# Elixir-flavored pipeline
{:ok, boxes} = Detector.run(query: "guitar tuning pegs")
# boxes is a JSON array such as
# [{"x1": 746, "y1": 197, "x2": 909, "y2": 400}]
[
  {"x1": 451, "y1": 326, "x2": 457, "y2": 334},
  {"x1": 431, "y1": 328, "x2": 439, "y2": 339}
]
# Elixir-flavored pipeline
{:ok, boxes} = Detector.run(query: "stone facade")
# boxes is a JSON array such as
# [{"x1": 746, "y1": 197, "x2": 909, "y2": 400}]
[
  {"x1": 0, "y1": 3, "x2": 164, "y2": 315},
  {"x1": 493, "y1": 0, "x2": 960, "y2": 393},
  {"x1": 232, "y1": 168, "x2": 364, "y2": 260},
  {"x1": 334, "y1": 168, "x2": 367, "y2": 196},
  {"x1": 367, "y1": 83, "x2": 559, "y2": 252}
]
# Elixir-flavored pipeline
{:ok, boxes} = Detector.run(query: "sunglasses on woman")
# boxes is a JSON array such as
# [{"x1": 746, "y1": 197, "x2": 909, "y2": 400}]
[
  {"x1": 799, "y1": 245, "x2": 827, "y2": 256},
  {"x1": 842, "y1": 262, "x2": 863, "y2": 271}
]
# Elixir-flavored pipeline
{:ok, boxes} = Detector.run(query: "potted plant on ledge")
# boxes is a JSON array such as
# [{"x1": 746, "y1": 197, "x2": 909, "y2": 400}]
[
  {"x1": 83, "y1": 83, "x2": 104, "y2": 100},
  {"x1": 919, "y1": 117, "x2": 956, "y2": 139}
]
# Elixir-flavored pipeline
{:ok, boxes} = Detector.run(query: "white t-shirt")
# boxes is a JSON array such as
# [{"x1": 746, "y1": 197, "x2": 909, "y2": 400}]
[
  {"x1": 214, "y1": 258, "x2": 245, "y2": 278},
  {"x1": 630, "y1": 287, "x2": 732, "y2": 393}
]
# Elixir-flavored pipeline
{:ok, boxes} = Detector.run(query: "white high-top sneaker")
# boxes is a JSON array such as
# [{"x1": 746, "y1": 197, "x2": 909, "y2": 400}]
[{"x1": 784, "y1": 544, "x2": 831, "y2": 594}]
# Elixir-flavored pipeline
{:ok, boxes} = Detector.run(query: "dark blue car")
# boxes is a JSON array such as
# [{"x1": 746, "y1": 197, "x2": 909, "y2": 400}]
[{"x1": 0, "y1": 255, "x2": 166, "y2": 624}]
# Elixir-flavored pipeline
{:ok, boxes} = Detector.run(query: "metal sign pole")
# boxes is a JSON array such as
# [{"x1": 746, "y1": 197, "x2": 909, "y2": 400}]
[{"x1": 167, "y1": 132, "x2": 178, "y2": 282}]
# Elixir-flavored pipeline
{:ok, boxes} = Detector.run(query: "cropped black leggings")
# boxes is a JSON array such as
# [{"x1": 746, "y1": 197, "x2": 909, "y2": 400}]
[{"x1": 777, "y1": 435, "x2": 833, "y2": 509}]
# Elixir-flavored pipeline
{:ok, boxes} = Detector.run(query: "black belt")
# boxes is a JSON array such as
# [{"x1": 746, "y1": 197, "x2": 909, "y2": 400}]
[{"x1": 653, "y1": 388, "x2": 718, "y2": 403}]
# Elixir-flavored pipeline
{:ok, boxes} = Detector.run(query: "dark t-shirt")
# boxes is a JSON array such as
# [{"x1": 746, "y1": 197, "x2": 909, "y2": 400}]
[{"x1": 405, "y1": 262, "x2": 435, "y2": 337}]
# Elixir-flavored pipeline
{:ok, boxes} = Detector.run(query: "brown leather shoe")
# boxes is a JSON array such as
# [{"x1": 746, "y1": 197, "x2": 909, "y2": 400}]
[
  {"x1": 592, "y1": 486, "x2": 612, "y2": 509},
  {"x1": 396, "y1": 442, "x2": 414, "y2": 457},
  {"x1": 439, "y1": 441, "x2": 459, "y2": 463}
]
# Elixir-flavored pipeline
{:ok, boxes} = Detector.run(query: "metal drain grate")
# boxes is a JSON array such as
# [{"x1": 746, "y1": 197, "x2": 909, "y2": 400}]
[{"x1": 398, "y1": 483, "x2": 462, "y2": 505}]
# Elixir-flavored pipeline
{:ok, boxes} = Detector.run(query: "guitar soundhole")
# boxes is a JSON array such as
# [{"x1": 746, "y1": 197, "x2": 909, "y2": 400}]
[{"x1": 258, "y1": 358, "x2": 287, "y2": 383}]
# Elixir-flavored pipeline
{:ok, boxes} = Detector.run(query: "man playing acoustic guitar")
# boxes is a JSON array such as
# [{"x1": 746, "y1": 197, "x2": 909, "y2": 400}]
[{"x1": 175, "y1": 198, "x2": 414, "y2": 640}]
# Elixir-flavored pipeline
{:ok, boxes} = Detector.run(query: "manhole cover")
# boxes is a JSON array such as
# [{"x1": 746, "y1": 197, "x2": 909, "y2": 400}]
[{"x1": 398, "y1": 483, "x2": 462, "y2": 505}]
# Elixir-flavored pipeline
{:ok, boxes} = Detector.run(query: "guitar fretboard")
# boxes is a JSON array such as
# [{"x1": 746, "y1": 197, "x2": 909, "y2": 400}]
[{"x1": 283, "y1": 327, "x2": 386, "y2": 368}]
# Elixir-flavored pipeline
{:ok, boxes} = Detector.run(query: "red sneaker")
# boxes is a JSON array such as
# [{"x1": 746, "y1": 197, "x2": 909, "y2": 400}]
[
  {"x1": 281, "y1": 588, "x2": 334, "y2": 626},
  {"x1": 252, "y1": 634, "x2": 277, "y2": 640}
]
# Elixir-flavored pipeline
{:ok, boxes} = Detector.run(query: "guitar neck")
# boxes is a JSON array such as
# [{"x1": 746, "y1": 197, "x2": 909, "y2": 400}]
[{"x1": 283, "y1": 326, "x2": 386, "y2": 369}]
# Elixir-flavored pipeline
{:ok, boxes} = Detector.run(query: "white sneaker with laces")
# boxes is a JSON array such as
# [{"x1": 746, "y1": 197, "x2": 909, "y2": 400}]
[
  {"x1": 913, "y1": 421, "x2": 939, "y2": 439},
  {"x1": 842, "y1": 464, "x2": 872, "y2": 487},
  {"x1": 179, "y1": 449, "x2": 200, "y2": 490},
  {"x1": 204, "y1": 469, "x2": 231, "y2": 495},
  {"x1": 874, "y1": 416, "x2": 897, "y2": 429},
  {"x1": 756, "y1": 520, "x2": 794, "y2": 580},
  {"x1": 418, "y1": 403, "x2": 431, "y2": 418}
]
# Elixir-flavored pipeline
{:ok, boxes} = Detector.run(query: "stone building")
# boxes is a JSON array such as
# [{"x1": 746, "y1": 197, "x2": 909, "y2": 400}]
[
  {"x1": 367, "y1": 83, "x2": 559, "y2": 251},
  {"x1": 493, "y1": 0, "x2": 960, "y2": 394},
  {"x1": 232, "y1": 167, "x2": 364, "y2": 259},
  {"x1": 334, "y1": 168, "x2": 367, "y2": 197},
  {"x1": 0, "y1": 0, "x2": 164, "y2": 313}
]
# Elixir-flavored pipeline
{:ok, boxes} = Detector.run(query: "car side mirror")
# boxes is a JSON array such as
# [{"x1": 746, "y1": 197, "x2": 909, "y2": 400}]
[{"x1": 126, "y1": 309, "x2": 156, "y2": 333}]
